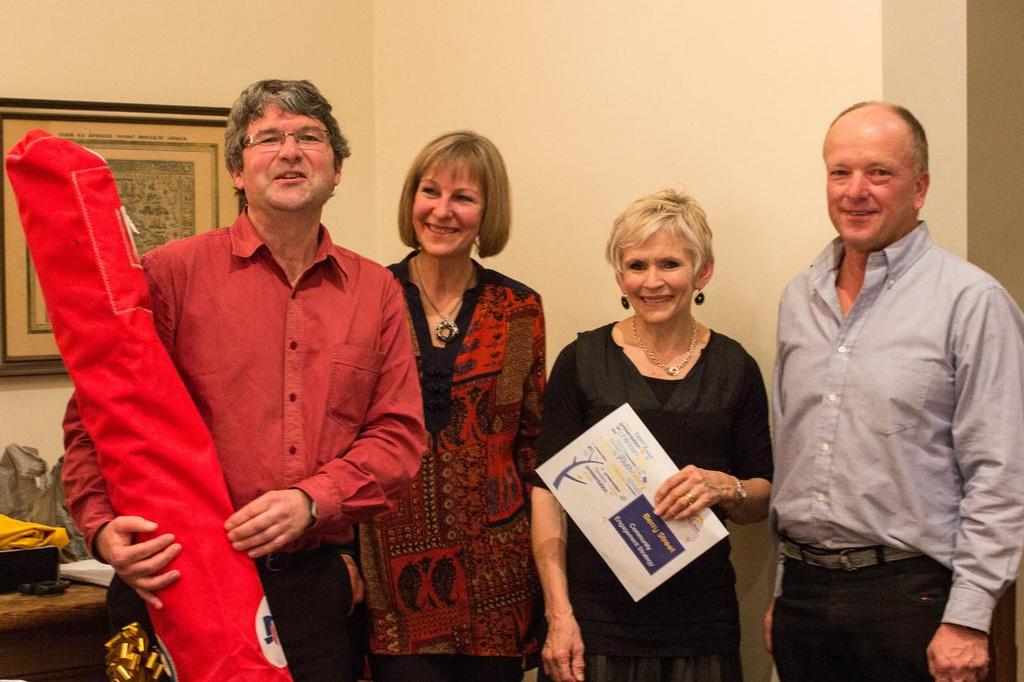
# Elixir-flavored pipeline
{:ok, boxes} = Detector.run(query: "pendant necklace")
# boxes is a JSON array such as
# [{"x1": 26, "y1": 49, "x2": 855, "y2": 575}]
[
  {"x1": 631, "y1": 316, "x2": 698, "y2": 377},
  {"x1": 414, "y1": 256, "x2": 473, "y2": 344}
]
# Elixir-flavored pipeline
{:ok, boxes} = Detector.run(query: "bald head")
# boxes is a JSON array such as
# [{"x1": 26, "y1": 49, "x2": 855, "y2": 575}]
[{"x1": 827, "y1": 101, "x2": 928, "y2": 173}]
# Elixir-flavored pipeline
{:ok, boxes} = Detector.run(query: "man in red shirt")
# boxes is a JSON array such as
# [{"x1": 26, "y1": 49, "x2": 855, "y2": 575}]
[{"x1": 62, "y1": 79, "x2": 426, "y2": 681}]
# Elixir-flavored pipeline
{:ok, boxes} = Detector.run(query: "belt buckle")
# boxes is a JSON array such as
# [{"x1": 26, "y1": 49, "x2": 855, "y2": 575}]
[{"x1": 837, "y1": 548, "x2": 859, "y2": 571}]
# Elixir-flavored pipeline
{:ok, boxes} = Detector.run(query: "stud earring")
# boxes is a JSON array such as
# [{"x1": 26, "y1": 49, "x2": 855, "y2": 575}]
[
  {"x1": 694, "y1": 290, "x2": 705, "y2": 305},
  {"x1": 620, "y1": 295, "x2": 630, "y2": 310}
]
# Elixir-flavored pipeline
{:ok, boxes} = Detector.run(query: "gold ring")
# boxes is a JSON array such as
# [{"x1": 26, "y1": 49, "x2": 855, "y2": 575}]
[{"x1": 684, "y1": 492, "x2": 697, "y2": 506}]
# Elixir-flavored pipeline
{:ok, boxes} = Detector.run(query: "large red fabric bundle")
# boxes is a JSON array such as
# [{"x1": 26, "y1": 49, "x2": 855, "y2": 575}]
[{"x1": 5, "y1": 130, "x2": 292, "y2": 681}]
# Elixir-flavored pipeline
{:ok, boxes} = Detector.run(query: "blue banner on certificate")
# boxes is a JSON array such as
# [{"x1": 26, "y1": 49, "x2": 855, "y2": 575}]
[
  {"x1": 611, "y1": 495, "x2": 685, "y2": 575},
  {"x1": 537, "y1": 403, "x2": 728, "y2": 600}
]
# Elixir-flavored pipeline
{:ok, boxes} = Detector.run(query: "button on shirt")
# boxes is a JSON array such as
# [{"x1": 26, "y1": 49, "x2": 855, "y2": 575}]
[
  {"x1": 772, "y1": 223, "x2": 1024, "y2": 631},
  {"x1": 63, "y1": 213, "x2": 425, "y2": 551}
]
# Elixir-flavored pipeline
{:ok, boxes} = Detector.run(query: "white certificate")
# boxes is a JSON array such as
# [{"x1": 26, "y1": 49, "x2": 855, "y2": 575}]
[{"x1": 536, "y1": 402, "x2": 728, "y2": 601}]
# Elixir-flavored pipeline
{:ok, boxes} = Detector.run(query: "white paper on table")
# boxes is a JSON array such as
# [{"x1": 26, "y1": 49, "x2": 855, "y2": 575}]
[
  {"x1": 60, "y1": 558, "x2": 114, "y2": 586},
  {"x1": 536, "y1": 402, "x2": 728, "y2": 601}
]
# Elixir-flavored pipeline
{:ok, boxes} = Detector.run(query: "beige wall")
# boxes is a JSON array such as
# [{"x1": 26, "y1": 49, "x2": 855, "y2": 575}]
[
  {"x1": 882, "y1": 0, "x2": 968, "y2": 256},
  {"x1": 1, "y1": 1, "x2": 993, "y2": 679},
  {"x1": 967, "y1": 1, "x2": 1024, "y2": 302}
]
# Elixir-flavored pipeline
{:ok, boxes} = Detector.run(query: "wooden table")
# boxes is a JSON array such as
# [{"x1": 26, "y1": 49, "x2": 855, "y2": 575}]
[{"x1": 0, "y1": 583, "x2": 108, "y2": 681}]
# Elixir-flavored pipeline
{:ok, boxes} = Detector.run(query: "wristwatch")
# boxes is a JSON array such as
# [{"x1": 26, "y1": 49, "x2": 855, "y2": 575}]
[
  {"x1": 295, "y1": 488, "x2": 318, "y2": 524},
  {"x1": 734, "y1": 477, "x2": 748, "y2": 502}
]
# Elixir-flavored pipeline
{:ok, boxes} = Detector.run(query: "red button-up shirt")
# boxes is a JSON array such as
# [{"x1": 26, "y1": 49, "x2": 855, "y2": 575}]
[{"x1": 63, "y1": 213, "x2": 425, "y2": 551}]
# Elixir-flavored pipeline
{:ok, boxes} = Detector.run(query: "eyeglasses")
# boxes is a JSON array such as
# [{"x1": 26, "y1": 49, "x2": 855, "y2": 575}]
[{"x1": 243, "y1": 127, "x2": 330, "y2": 151}]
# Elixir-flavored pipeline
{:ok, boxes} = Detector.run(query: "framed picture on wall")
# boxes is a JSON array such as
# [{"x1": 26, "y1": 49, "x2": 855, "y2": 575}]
[{"x1": 0, "y1": 98, "x2": 238, "y2": 376}]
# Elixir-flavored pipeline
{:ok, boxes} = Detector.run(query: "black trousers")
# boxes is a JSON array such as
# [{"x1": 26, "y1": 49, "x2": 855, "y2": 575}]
[
  {"x1": 109, "y1": 545, "x2": 353, "y2": 682},
  {"x1": 771, "y1": 555, "x2": 951, "y2": 682}
]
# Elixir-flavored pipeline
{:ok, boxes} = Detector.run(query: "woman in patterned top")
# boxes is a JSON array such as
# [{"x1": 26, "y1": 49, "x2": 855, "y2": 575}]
[
  {"x1": 361, "y1": 131, "x2": 545, "y2": 682},
  {"x1": 532, "y1": 188, "x2": 773, "y2": 682}
]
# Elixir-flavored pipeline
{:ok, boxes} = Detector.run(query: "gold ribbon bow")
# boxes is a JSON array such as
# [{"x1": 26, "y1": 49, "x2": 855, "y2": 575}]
[{"x1": 104, "y1": 622, "x2": 169, "y2": 681}]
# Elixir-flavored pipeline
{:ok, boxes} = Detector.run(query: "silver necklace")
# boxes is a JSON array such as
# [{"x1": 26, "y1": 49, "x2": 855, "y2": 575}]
[
  {"x1": 631, "y1": 316, "x2": 698, "y2": 377},
  {"x1": 413, "y1": 257, "x2": 472, "y2": 344}
]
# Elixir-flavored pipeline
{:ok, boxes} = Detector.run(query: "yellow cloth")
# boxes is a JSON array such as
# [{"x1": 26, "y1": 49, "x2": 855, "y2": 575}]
[{"x1": 0, "y1": 513, "x2": 69, "y2": 550}]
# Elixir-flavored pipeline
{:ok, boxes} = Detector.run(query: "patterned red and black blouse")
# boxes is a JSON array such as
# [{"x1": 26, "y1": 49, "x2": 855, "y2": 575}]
[{"x1": 361, "y1": 254, "x2": 546, "y2": 656}]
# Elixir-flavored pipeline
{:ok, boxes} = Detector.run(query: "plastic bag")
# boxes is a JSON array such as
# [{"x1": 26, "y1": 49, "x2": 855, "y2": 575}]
[
  {"x1": 0, "y1": 444, "x2": 88, "y2": 560},
  {"x1": 0, "y1": 443, "x2": 47, "y2": 521},
  {"x1": 29, "y1": 458, "x2": 88, "y2": 560}
]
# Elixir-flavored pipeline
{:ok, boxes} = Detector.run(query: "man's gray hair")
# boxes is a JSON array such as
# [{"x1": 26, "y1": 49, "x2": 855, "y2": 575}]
[{"x1": 225, "y1": 79, "x2": 351, "y2": 174}]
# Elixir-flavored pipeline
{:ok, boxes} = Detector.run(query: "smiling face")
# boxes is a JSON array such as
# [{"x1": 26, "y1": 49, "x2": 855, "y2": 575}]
[
  {"x1": 231, "y1": 105, "x2": 341, "y2": 219},
  {"x1": 824, "y1": 105, "x2": 929, "y2": 255},
  {"x1": 616, "y1": 229, "x2": 713, "y2": 327},
  {"x1": 411, "y1": 164, "x2": 483, "y2": 262}
]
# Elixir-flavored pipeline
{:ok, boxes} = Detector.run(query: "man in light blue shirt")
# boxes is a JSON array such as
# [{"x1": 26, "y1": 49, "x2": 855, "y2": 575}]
[{"x1": 768, "y1": 101, "x2": 1024, "y2": 682}]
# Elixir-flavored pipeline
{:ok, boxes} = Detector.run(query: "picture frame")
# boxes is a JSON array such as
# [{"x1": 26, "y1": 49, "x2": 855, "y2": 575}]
[{"x1": 1, "y1": 98, "x2": 238, "y2": 375}]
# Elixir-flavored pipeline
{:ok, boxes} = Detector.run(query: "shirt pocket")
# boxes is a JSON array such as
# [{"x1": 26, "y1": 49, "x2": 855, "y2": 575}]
[
  {"x1": 325, "y1": 343, "x2": 385, "y2": 429},
  {"x1": 852, "y1": 362, "x2": 934, "y2": 435}
]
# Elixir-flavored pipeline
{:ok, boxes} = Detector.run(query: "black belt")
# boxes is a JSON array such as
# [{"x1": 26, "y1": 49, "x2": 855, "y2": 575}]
[
  {"x1": 780, "y1": 538, "x2": 921, "y2": 571},
  {"x1": 258, "y1": 545, "x2": 337, "y2": 573}
]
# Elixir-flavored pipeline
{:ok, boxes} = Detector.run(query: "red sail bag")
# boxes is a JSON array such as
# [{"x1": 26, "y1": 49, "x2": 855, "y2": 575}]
[{"x1": 5, "y1": 130, "x2": 292, "y2": 681}]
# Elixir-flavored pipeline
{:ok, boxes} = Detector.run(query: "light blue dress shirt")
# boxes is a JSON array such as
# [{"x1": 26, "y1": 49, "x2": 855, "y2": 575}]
[{"x1": 771, "y1": 223, "x2": 1024, "y2": 632}]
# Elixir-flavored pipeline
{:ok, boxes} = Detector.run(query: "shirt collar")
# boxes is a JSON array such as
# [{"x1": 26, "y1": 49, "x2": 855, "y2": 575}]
[
  {"x1": 228, "y1": 210, "x2": 342, "y2": 274},
  {"x1": 809, "y1": 221, "x2": 934, "y2": 290},
  {"x1": 876, "y1": 221, "x2": 933, "y2": 283}
]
